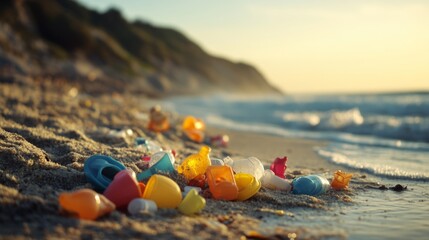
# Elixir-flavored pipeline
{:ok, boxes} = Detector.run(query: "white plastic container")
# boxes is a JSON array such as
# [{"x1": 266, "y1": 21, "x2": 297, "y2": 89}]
[
  {"x1": 261, "y1": 170, "x2": 291, "y2": 191},
  {"x1": 224, "y1": 156, "x2": 265, "y2": 180}
]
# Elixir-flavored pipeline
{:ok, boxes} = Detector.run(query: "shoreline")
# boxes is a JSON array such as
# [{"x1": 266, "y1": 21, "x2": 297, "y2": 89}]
[{"x1": 207, "y1": 126, "x2": 339, "y2": 171}]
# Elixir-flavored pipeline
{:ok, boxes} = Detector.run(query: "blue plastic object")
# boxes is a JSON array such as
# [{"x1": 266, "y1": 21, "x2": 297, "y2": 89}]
[
  {"x1": 292, "y1": 175, "x2": 330, "y2": 196},
  {"x1": 137, "y1": 152, "x2": 175, "y2": 181},
  {"x1": 84, "y1": 154, "x2": 126, "y2": 192}
]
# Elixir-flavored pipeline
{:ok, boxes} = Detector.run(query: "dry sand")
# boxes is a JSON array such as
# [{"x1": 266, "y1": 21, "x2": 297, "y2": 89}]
[{"x1": 0, "y1": 76, "x2": 371, "y2": 239}]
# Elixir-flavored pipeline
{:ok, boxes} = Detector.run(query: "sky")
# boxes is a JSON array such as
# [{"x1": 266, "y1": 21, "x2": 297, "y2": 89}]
[{"x1": 83, "y1": 0, "x2": 429, "y2": 94}]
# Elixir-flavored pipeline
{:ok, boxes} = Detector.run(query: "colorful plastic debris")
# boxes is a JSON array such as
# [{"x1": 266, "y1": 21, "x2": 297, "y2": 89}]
[
  {"x1": 210, "y1": 134, "x2": 229, "y2": 148},
  {"x1": 210, "y1": 158, "x2": 225, "y2": 166},
  {"x1": 206, "y1": 165, "x2": 238, "y2": 201},
  {"x1": 149, "y1": 151, "x2": 175, "y2": 168},
  {"x1": 177, "y1": 146, "x2": 211, "y2": 181},
  {"x1": 188, "y1": 174, "x2": 207, "y2": 188},
  {"x1": 178, "y1": 189, "x2": 206, "y2": 215},
  {"x1": 142, "y1": 174, "x2": 182, "y2": 208},
  {"x1": 235, "y1": 173, "x2": 261, "y2": 201},
  {"x1": 137, "y1": 151, "x2": 176, "y2": 181},
  {"x1": 103, "y1": 170, "x2": 145, "y2": 209},
  {"x1": 182, "y1": 116, "x2": 205, "y2": 143},
  {"x1": 292, "y1": 175, "x2": 330, "y2": 196},
  {"x1": 135, "y1": 137, "x2": 163, "y2": 154},
  {"x1": 224, "y1": 156, "x2": 265, "y2": 180},
  {"x1": 331, "y1": 170, "x2": 353, "y2": 190},
  {"x1": 261, "y1": 169, "x2": 291, "y2": 191},
  {"x1": 84, "y1": 154, "x2": 126, "y2": 192},
  {"x1": 270, "y1": 156, "x2": 288, "y2": 179},
  {"x1": 127, "y1": 198, "x2": 158, "y2": 215},
  {"x1": 59, "y1": 189, "x2": 115, "y2": 220},
  {"x1": 148, "y1": 105, "x2": 170, "y2": 132}
]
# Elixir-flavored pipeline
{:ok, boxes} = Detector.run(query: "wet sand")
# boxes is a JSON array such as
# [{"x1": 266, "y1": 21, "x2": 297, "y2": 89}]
[{"x1": 0, "y1": 77, "x2": 364, "y2": 239}]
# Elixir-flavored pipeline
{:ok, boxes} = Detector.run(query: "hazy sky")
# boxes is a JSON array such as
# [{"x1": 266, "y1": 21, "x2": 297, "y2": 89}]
[{"x1": 84, "y1": 0, "x2": 429, "y2": 94}]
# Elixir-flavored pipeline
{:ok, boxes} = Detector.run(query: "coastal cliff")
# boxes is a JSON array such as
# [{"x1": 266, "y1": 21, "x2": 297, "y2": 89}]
[{"x1": 0, "y1": 0, "x2": 281, "y2": 96}]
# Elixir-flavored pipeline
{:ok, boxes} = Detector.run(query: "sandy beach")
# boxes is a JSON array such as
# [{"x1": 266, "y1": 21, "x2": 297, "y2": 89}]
[
  {"x1": 1, "y1": 1, "x2": 428, "y2": 238},
  {"x1": 1, "y1": 76, "x2": 368, "y2": 240}
]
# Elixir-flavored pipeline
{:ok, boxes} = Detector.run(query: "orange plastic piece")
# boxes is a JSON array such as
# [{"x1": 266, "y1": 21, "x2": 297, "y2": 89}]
[
  {"x1": 331, "y1": 170, "x2": 353, "y2": 190},
  {"x1": 59, "y1": 189, "x2": 115, "y2": 220},
  {"x1": 235, "y1": 173, "x2": 261, "y2": 201},
  {"x1": 148, "y1": 105, "x2": 170, "y2": 132},
  {"x1": 188, "y1": 174, "x2": 207, "y2": 188},
  {"x1": 182, "y1": 116, "x2": 205, "y2": 142},
  {"x1": 142, "y1": 174, "x2": 182, "y2": 208},
  {"x1": 206, "y1": 165, "x2": 238, "y2": 201},
  {"x1": 177, "y1": 146, "x2": 211, "y2": 181}
]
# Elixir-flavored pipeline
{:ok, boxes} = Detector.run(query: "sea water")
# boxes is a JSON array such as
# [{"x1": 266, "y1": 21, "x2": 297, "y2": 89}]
[{"x1": 164, "y1": 92, "x2": 429, "y2": 239}]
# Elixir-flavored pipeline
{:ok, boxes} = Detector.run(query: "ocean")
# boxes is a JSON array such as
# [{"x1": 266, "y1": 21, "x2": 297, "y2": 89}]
[{"x1": 162, "y1": 92, "x2": 429, "y2": 239}]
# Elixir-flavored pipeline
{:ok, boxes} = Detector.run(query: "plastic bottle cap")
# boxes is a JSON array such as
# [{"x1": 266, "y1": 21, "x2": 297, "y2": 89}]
[{"x1": 128, "y1": 198, "x2": 158, "y2": 215}]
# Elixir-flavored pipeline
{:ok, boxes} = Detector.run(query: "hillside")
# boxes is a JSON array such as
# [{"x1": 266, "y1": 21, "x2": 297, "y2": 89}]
[{"x1": 0, "y1": 0, "x2": 281, "y2": 96}]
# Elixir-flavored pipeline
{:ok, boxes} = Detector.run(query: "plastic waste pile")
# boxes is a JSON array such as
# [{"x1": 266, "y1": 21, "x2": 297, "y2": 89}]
[
  {"x1": 58, "y1": 110, "x2": 352, "y2": 220},
  {"x1": 58, "y1": 146, "x2": 264, "y2": 220},
  {"x1": 59, "y1": 145, "x2": 353, "y2": 221}
]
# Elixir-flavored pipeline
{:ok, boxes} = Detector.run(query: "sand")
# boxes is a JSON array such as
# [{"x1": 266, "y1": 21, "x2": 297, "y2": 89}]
[{"x1": 0, "y1": 75, "x2": 370, "y2": 239}]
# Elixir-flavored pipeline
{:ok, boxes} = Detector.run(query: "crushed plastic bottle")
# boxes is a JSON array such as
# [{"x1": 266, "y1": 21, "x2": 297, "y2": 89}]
[
  {"x1": 59, "y1": 189, "x2": 115, "y2": 220},
  {"x1": 292, "y1": 175, "x2": 330, "y2": 196},
  {"x1": 270, "y1": 156, "x2": 288, "y2": 179},
  {"x1": 177, "y1": 146, "x2": 211, "y2": 181},
  {"x1": 182, "y1": 116, "x2": 205, "y2": 143},
  {"x1": 206, "y1": 165, "x2": 238, "y2": 201},
  {"x1": 148, "y1": 105, "x2": 170, "y2": 132},
  {"x1": 261, "y1": 170, "x2": 291, "y2": 191},
  {"x1": 331, "y1": 170, "x2": 353, "y2": 190},
  {"x1": 135, "y1": 137, "x2": 163, "y2": 154},
  {"x1": 224, "y1": 156, "x2": 264, "y2": 181}
]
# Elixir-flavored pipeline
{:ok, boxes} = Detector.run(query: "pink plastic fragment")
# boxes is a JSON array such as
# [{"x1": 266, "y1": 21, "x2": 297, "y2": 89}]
[{"x1": 270, "y1": 156, "x2": 288, "y2": 179}]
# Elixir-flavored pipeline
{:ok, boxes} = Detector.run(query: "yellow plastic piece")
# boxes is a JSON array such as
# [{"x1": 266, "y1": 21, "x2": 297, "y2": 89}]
[
  {"x1": 331, "y1": 170, "x2": 353, "y2": 190},
  {"x1": 206, "y1": 165, "x2": 238, "y2": 201},
  {"x1": 59, "y1": 189, "x2": 115, "y2": 220},
  {"x1": 142, "y1": 174, "x2": 182, "y2": 208},
  {"x1": 178, "y1": 189, "x2": 206, "y2": 215},
  {"x1": 235, "y1": 173, "x2": 261, "y2": 201},
  {"x1": 177, "y1": 146, "x2": 211, "y2": 181},
  {"x1": 182, "y1": 116, "x2": 205, "y2": 142}
]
